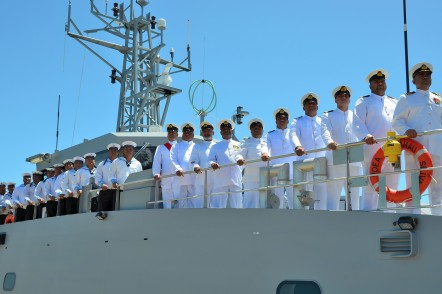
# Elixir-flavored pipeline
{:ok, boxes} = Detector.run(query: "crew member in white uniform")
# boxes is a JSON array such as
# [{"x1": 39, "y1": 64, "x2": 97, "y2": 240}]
[
  {"x1": 12, "y1": 173, "x2": 31, "y2": 222},
  {"x1": 95, "y1": 143, "x2": 120, "y2": 211},
  {"x1": 190, "y1": 121, "x2": 216, "y2": 208},
  {"x1": 75, "y1": 153, "x2": 97, "y2": 195},
  {"x1": 24, "y1": 171, "x2": 43, "y2": 220},
  {"x1": 64, "y1": 156, "x2": 85, "y2": 215},
  {"x1": 111, "y1": 141, "x2": 143, "y2": 190},
  {"x1": 47, "y1": 164, "x2": 63, "y2": 217},
  {"x1": 152, "y1": 124, "x2": 178, "y2": 209},
  {"x1": 261, "y1": 108, "x2": 296, "y2": 209},
  {"x1": 236, "y1": 118, "x2": 267, "y2": 208},
  {"x1": 290, "y1": 93, "x2": 327, "y2": 210},
  {"x1": 209, "y1": 119, "x2": 243, "y2": 208},
  {"x1": 354, "y1": 69, "x2": 399, "y2": 211},
  {"x1": 171, "y1": 123, "x2": 197, "y2": 208},
  {"x1": 0, "y1": 183, "x2": 6, "y2": 224},
  {"x1": 392, "y1": 62, "x2": 442, "y2": 215},
  {"x1": 2, "y1": 183, "x2": 15, "y2": 223},
  {"x1": 321, "y1": 85, "x2": 376, "y2": 210}
]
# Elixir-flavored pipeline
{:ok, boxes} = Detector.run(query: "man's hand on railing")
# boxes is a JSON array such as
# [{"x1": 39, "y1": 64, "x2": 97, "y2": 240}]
[
  {"x1": 294, "y1": 146, "x2": 305, "y2": 156},
  {"x1": 405, "y1": 129, "x2": 418, "y2": 138},
  {"x1": 261, "y1": 153, "x2": 270, "y2": 161},
  {"x1": 211, "y1": 162, "x2": 220, "y2": 170},
  {"x1": 153, "y1": 174, "x2": 161, "y2": 181},
  {"x1": 101, "y1": 184, "x2": 108, "y2": 191},
  {"x1": 176, "y1": 169, "x2": 184, "y2": 177},
  {"x1": 194, "y1": 167, "x2": 202, "y2": 174},
  {"x1": 237, "y1": 158, "x2": 245, "y2": 166},
  {"x1": 364, "y1": 134, "x2": 377, "y2": 145},
  {"x1": 327, "y1": 142, "x2": 338, "y2": 150}
]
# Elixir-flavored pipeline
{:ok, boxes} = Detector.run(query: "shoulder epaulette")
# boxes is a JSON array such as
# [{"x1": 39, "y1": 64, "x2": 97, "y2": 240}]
[
  {"x1": 387, "y1": 95, "x2": 396, "y2": 100},
  {"x1": 361, "y1": 94, "x2": 370, "y2": 98},
  {"x1": 295, "y1": 116, "x2": 303, "y2": 120},
  {"x1": 324, "y1": 110, "x2": 333, "y2": 113},
  {"x1": 405, "y1": 91, "x2": 415, "y2": 96},
  {"x1": 268, "y1": 130, "x2": 275, "y2": 133},
  {"x1": 431, "y1": 92, "x2": 442, "y2": 97}
]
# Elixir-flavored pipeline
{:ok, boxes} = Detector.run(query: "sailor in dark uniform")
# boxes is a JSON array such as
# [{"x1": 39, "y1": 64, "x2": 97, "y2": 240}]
[
  {"x1": 393, "y1": 62, "x2": 442, "y2": 215},
  {"x1": 354, "y1": 69, "x2": 399, "y2": 211},
  {"x1": 96, "y1": 143, "x2": 120, "y2": 211}
]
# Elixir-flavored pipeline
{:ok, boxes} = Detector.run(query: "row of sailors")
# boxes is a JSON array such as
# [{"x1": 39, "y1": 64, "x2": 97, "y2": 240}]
[
  {"x1": 153, "y1": 63, "x2": 442, "y2": 215},
  {"x1": 0, "y1": 141, "x2": 142, "y2": 224}
]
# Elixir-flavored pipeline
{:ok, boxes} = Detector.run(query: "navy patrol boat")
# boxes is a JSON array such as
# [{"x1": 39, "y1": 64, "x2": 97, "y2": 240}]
[{"x1": 1, "y1": 1, "x2": 442, "y2": 293}]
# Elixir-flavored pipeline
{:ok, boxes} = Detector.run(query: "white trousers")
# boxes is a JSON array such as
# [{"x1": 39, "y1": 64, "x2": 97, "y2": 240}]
[
  {"x1": 173, "y1": 184, "x2": 196, "y2": 208},
  {"x1": 243, "y1": 181, "x2": 260, "y2": 208},
  {"x1": 270, "y1": 177, "x2": 293, "y2": 209},
  {"x1": 210, "y1": 185, "x2": 243, "y2": 208},
  {"x1": 161, "y1": 187, "x2": 174, "y2": 209},
  {"x1": 301, "y1": 171, "x2": 328, "y2": 210},
  {"x1": 326, "y1": 165, "x2": 361, "y2": 210}
]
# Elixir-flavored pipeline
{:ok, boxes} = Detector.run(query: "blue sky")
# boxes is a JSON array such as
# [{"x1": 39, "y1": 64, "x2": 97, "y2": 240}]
[{"x1": 1, "y1": 0, "x2": 441, "y2": 184}]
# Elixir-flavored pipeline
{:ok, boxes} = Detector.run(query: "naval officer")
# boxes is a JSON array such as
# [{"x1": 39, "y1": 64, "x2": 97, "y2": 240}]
[
  {"x1": 392, "y1": 62, "x2": 442, "y2": 215},
  {"x1": 95, "y1": 143, "x2": 120, "y2": 211},
  {"x1": 208, "y1": 119, "x2": 243, "y2": 208},
  {"x1": 354, "y1": 69, "x2": 399, "y2": 211},
  {"x1": 190, "y1": 121, "x2": 216, "y2": 208},
  {"x1": 152, "y1": 124, "x2": 178, "y2": 209},
  {"x1": 170, "y1": 123, "x2": 197, "y2": 208},
  {"x1": 236, "y1": 118, "x2": 267, "y2": 208},
  {"x1": 290, "y1": 93, "x2": 327, "y2": 210},
  {"x1": 321, "y1": 85, "x2": 376, "y2": 210},
  {"x1": 261, "y1": 108, "x2": 296, "y2": 209}
]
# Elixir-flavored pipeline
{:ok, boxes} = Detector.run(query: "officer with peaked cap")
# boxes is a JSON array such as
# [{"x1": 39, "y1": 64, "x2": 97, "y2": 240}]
[
  {"x1": 152, "y1": 124, "x2": 178, "y2": 208},
  {"x1": 321, "y1": 85, "x2": 376, "y2": 211},
  {"x1": 393, "y1": 62, "x2": 442, "y2": 215},
  {"x1": 236, "y1": 118, "x2": 267, "y2": 208},
  {"x1": 290, "y1": 93, "x2": 327, "y2": 210},
  {"x1": 170, "y1": 123, "x2": 197, "y2": 208},
  {"x1": 12, "y1": 173, "x2": 32, "y2": 222},
  {"x1": 110, "y1": 141, "x2": 142, "y2": 193},
  {"x1": 190, "y1": 121, "x2": 216, "y2": 207},
  {"x1": 96, "y1": 143, "x2": 120, "y2": 211},
  {"x1": 261, "y1": 108, "x2": 295, "y2": 209},
  {"x1": 354, "y1": 69, "x2": 399, "y2": 211},
  {"x1": 208, "y1": 119, "x2": 243, "y2": 208}
]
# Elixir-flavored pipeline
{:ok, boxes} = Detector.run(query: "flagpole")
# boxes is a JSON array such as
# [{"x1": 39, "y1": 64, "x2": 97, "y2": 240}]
[{"x1": 403, "y1": 0, "x2": 410, "y2": 92}]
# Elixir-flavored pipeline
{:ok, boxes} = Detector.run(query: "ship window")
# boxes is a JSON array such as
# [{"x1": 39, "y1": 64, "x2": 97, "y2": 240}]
[
  {"x1": 276, "y1": 280, "x2": 321, "y2": 294},
  {"x1": 3, "y1": 273, "x2": 16, "y2": 291}
]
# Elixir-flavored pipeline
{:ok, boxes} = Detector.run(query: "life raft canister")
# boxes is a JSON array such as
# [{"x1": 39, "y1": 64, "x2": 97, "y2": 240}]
[{"x1": 369, "y1": 138, "x2": 433, "y2": 203}]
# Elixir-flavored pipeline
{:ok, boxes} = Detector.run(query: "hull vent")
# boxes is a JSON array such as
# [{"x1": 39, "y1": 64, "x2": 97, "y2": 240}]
[{"x1": 380, "y1": 230, "x2": 417, "y2": 258}]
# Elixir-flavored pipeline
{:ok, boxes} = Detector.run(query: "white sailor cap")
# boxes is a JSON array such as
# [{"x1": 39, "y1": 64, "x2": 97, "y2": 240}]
[
  {"x1": 83, "y1": 153, "x2": 96, "y2": 159},
  {"x1": 63, "y1": 159, "x2": 74, "y2": 165},
  {"x1": 122, "y1": 141, "x2": 137, "y2": 148},
  {"x1": 332, "y1": 85, "x2": 352, "y2": 98},
  {"x1": 366, "y1": 69, "x2": 389, "y2": 83},
  {"x1": 0, "y1": 182, "x2": 5, "y2": 186},
  {"x1": 53, "y1": 163, "x2": 64, "y2": 168},
  {"x1": 273, "y1": 108, "x2": 290, "y2": 119},
  {"x1": 73, "y1": 156, "x2": 85, "y2": 163},
  {"x1": 45, "y1": 168, "x2": 55, "y2": 172},
  {"x1": 107, "y1": 143, "x2": 121, "y2": 150},
  {"x1": 166, "y1": 123, "x2": 179, "y2": 131},
  {"x1": 300, "y1": 93, "x2": 320, "y2": 106},
  {"x1": 22, "y1": 172, "x2": 31, "y2": 177},
  {"x1": 410, "y1": 62, "x2": 433, "y2": 79},
  {"x1": 32, "y1": 171, "x2": 43, "y2": 175},
  {"x1": 200, "y1": 121, "x2": 214, "y2": 129},
  {"x1": 7, "y1": 182, "x2": 15, "y2": 186},
  {"x1": 181, "y1": 122, "x2": 196, "y2": 132},
  {"x1": 248, "y1": 118, "x2": 264, "y2": 129},
  {"x1": 217, "y1": 119, "x2": 236, "y2": 130}
]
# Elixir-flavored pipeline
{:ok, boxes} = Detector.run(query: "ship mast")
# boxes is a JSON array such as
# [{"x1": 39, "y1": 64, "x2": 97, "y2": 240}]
[{"x1": 66, "y1": 0, "x2": 191, "y2": 132}]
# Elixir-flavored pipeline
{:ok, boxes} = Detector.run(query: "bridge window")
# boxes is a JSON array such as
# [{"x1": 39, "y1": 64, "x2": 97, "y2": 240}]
[{"x1": 276, "y1": 280, "x2": 321, "y2": 294}]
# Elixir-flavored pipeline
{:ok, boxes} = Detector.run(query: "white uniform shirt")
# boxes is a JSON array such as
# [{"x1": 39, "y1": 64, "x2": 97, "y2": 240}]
[
  {"x1": 111, "y1": 157, "x2": 143, "y2": 185},
  {"x1": 152, "y1": 141, "x2": 177, "y2": 189},
  {"x1": 95, "y1": 158, "x2": 115, "y2": 187},
  {"x1": 2, "y1": 192, "x2": 13, "y2": 210},
  {"x1": 75, "y1": 166, "x2": 96, "y2": 190},
  {"x1": 54, "y1": 173, "x2": 65, "y2": 197},
  {"x1": 290, "y1": 115, "x2": 326, "y2": 161},
  {"x1": 33, "y1": 181, "x2": 47, "y2": 202},
  {"x1": 24, "y1": 182, "x2": 38, "y2": 203},
  {"x1": 12, "y1": 184, "x2": 27, "y2": 206},
  {"x1": 208, "y1": 139, "x2": 242, "y2": 188},
  {"x1": 189, "y1": 140, "x2": 215, "y2": 186},
  {"x1": 235, "y1": 137, "x2": 267, "y2": 183},
  {"x1": 45, "y1": 177, "x2": 56, "y2": 199},
  {"x1": 170, "y1": 140, "x2": 196, "y2": 186},
  {"x1": 321, "y1": 108, "x2": 370, "y2": 165},
  {"x1": 64, "y1": 169, "x2": 77, "y2": 194},
  {"x1": 393, "y1": 90, "x2": 442, "y2": 156},
  {"x1": 354, "y1": 94, "x2": 397, "y2": 156},
  {"x1": 261, "y1": 128, "x2": 296, "y2": 166}
]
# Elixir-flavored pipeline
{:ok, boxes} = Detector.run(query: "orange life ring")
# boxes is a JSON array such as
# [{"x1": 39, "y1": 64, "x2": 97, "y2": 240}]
[
  {"x1": 4, "y1": 214, "x2": 14, "y2": 224},
  {"x1": 369, "y1": 138, "x2": 433, "y2": 203}
]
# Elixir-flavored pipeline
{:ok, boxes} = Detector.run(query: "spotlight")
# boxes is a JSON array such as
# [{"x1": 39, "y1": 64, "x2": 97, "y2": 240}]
[
  {"x1": 393, "y1": 216, "x2": 418, "y2": 230},
  {"x1": 95, "y1": 211, "x2": 107, "y2": 220}
]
